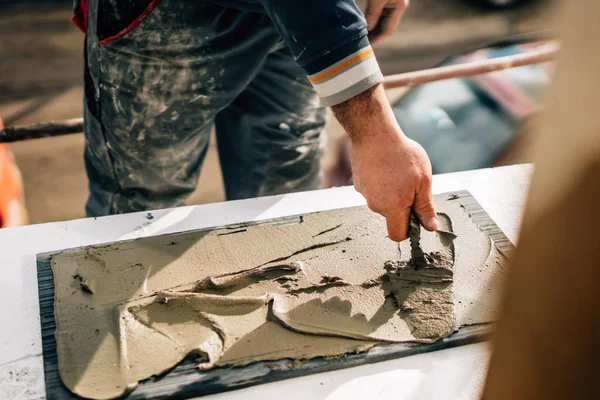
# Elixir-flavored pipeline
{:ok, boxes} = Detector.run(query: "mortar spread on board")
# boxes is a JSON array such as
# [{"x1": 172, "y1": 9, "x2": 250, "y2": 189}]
[{"x1": 51, "y1": 196, "x2": 505, "y2": 399}]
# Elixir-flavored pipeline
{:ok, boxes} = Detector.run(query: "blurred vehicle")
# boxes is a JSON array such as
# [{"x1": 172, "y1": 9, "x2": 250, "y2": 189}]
[
  {"x1": 327, "y1": 42, "x2": 553, "y2": 186},
  {"x1": 391, "y1": 42, "x2": 551, "y2": 174}
]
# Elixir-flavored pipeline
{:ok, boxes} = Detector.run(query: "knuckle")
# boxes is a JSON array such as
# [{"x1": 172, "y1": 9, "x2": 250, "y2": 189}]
[
  {"x1": 421, "y1": 173, "x2": 432, "y2": 186},
  {"x1": 366, "y1": 199, "x2": 387, "y2": 214},
  {"x1": 366, "y1": 200, "x2": 379, "y2": 212},
  {"x1": 414, "y1": 200, "x2": 435, "y2": 214}
]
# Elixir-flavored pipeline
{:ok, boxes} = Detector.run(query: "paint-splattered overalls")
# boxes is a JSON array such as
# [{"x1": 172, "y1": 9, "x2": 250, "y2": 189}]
[{"x1": 81, "y1": 0, "x2": 327, "y2": 216}]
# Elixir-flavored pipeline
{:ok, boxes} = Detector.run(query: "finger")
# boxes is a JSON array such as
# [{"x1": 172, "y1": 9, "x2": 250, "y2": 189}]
[
  {"x1": 367, "y1": 6, "x2": 394, "y2": 45},
  {"x1": 365, "y1": 0, "x2": 387, "y2": 31},
  {"x1": 385, "y1": 207, "x2": 412, "y2": 242},
  {"x1": 413, "y1": 183, "x2": 438, "y2": 231},
  {"x1": 382, "y1": 3, "x2": 407, "y2": 37}
]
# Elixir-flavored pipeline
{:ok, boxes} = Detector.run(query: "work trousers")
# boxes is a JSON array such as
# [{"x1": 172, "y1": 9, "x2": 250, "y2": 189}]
[{"x1": 83, "y1": 0, "x2": 327, "y2": 216}]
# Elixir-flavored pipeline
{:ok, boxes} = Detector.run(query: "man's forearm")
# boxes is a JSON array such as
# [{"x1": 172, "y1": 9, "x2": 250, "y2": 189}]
[
  {"x1": 331, "y1": 83, "x2": 402, "y2": 145},
  {"x1": 330, "y1": 82, "x2": 438, "y2": 240}
]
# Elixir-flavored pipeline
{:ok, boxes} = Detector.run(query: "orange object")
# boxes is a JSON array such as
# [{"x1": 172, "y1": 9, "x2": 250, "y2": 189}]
[{"x1": 0, "y1": 115, "x2": 27, "y2": 227}]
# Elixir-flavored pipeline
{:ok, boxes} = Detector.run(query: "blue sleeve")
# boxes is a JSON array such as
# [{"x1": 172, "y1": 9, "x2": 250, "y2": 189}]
[{"x1": 259, "y1": 0, "x2": 383, "y2": 106}]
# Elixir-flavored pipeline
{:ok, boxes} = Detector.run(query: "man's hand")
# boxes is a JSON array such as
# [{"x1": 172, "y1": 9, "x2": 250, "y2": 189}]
[
  {"x1": 332, "y1": 84, "x2": 438, "y2": 242},
  {"x1": 365, "y1": 0, "x2": 410, "y2": 46}
]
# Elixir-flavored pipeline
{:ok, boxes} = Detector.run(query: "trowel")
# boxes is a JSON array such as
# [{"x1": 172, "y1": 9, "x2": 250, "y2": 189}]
[
  {"x1": 398, "y1": 211, "x2": 426, "y2": 262},
  {"x1": 408, "y1": 212, "x2": 427, "y2": 264},
  {"x1": 403, "y1": 211, "x2": 458, "y2": 267}
]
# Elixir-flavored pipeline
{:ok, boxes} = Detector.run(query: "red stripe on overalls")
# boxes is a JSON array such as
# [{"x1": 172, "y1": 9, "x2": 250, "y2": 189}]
[
  {"x1": 98, "y1": 0, "x2": 162, "y2": 47},
  {"x1": 72, "y1": 0, "x2": 89, "y2": 33}
]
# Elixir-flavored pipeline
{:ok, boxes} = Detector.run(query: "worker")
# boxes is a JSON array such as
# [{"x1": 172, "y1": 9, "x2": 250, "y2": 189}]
[{"x1": 72, "y1": 0, "x2": 437, "y2": 241}]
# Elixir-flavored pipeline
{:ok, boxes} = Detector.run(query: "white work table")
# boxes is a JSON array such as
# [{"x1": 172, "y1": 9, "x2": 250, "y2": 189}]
[{"x1": 0, "y1": 164, "x2": 531, "y2": 400}]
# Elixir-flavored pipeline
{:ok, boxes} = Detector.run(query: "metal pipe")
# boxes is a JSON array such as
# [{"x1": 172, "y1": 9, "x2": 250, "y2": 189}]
[
  {"x1": 0, "y1": 118, "x2": 83, "y2": 143},
  {"x1": 0, "y1": 45, "x2": 559, "y2": 143},
  {"x1": 383, "y1": 44, "x2": 558, "y2": 89}
]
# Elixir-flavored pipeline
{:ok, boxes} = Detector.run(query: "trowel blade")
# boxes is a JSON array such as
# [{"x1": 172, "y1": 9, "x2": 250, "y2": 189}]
[{"x1": 397, "y1": 212, "x2": 425, "y2": 261}]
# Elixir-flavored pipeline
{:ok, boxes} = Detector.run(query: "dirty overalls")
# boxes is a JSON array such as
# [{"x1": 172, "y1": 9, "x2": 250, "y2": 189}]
[{"x1": 78, "y1": 0, "x2": 326, "y2": 216}]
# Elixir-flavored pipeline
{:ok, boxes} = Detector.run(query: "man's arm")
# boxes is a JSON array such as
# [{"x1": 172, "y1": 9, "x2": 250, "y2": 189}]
[
  {"x1": 332, "y1": 84, "x2": 438, "y2": 241},
  {"x1": 258, "y1": 0, "x2": 381, "y2": 106},
  {"x1": 259, "y1": 0, "x2": 436, "y2": 241}
]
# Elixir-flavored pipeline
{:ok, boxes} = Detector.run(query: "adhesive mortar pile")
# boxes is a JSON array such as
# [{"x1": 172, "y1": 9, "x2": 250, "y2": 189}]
[{"x1": 50, "y1": 196, "x2": 508, "y2": 399}]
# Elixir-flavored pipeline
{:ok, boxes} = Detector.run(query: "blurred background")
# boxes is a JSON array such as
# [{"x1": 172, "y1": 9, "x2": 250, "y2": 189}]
[{"x1": 0, "y1": 0, "x2": 558, "y2": 225}]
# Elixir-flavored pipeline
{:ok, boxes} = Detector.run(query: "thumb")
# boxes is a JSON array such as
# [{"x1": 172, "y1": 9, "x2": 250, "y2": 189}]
[
  {"x1": 365, "y1": 0, "x2": 386, "y2": 31},
  {"x1": 413, "y1": 187, "x2": 438, "y2": 231},
  {"x1": 385, "y1": 206, "x2": 411, "y2": 242}
]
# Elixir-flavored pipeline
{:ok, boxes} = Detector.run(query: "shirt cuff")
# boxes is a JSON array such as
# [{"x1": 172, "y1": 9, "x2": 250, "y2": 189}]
[{"x1": 303, "y1": 38, "x2": 384, "y2": 107}]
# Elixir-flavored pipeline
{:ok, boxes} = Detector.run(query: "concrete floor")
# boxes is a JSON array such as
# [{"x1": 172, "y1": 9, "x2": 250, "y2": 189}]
[{"x1": 1, "y1": 0, "x2": 557, "y2": 224}]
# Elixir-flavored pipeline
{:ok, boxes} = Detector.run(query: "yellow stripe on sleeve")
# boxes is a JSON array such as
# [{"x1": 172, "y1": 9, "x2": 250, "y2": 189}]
[{"x1": 309, "y1": 48, "x2": 374, "y2": 84}]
